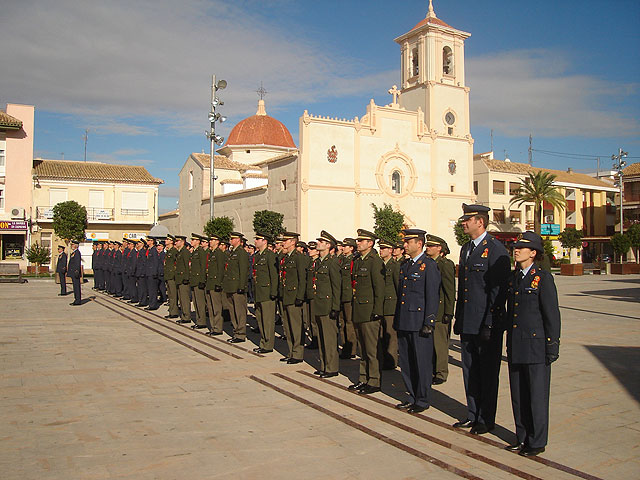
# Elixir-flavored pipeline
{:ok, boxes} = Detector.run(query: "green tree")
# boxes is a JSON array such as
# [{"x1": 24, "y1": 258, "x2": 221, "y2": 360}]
[
  {"x1": 253, "y1": 210, "x2": 284, "y2": 240},
  {"x1": 611, "y1": 232, "x2": 632, "y2": 262},
  {"x1": 626, "y1": 223, "x2": 640, "y2": 263},
  {"x1": 558, "y1": 227, "x2": 584, "y2": 262},
  {"x1": 52, "y1": 200, "x2": 87, "y2": 243},
  {"x1": 510, "y1": 171, "x2": 566, "y2": 234},
  {"x1": 25, "y1": 242, "x2": 51, "y2": 276},
  {"x1": 204, "y1": 216, "x2": 234, "y2": 240},
  {"x1": 370, "y1": 203, "x2": 404, "y2": 243},
  {"x1": 454, "y1": 220, "x2": 470, "y2": 246}
]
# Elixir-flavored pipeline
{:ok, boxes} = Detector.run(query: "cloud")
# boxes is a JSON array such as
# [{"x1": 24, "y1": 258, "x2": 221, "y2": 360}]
[
  {"x1": 159, "y1": 186, "x2": 180, "y2": 198},
  {"x1": 0, "y1": 0, "x2": 395, "y2": 134},
  {"x1": 467, "y1": 49, "x2": 639, "y2": 138},
  {"x1": 90, "y1": 151, "x2": 153, "y2": 166}
]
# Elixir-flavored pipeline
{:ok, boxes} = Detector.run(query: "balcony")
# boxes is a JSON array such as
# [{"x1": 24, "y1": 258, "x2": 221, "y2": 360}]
[
  {"x1": 36, "y1": 206, "x2": 115, "y2": 222},
  {"x1": 121, "y1": 208, "x2": 149, "y2": 216}
]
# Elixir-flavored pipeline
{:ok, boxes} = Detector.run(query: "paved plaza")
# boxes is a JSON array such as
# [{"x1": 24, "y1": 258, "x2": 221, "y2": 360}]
[{"x1": 1, "y1": 274, "x2": 639, "y2": 479}]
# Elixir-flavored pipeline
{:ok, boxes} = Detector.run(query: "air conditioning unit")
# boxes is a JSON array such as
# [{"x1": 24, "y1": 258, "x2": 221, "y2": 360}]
[
  {"x1": 11, "y1": 208, "x2": 25, "y2": 219},
  {"x1": 544, "y1": 215, "x2": 554, "y2": 224}
]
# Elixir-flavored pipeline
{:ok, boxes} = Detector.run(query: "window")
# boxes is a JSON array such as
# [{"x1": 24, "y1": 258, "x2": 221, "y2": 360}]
[
  {"x1": 473, "y1": 181, "x2": 479, "y2": 195},
  {"x1": 443, "y1": 46, "x2": 453, "y2": 75},
  {"x1": 492, "y1": 180, "x2": 505, "y2": 195},
  {"x1": 49, "y1": 188, "x2": 68, "y2": 206},
  {"x1": 450, "y1": 185, "x2": 455, "y2": 193},
  {"x1": 493, "y1": 209, "x2": 506, "y2": 224},
  {"x1": 0, "y1": 187, "x2": 4, "y2": 210},
  {"x1": 448, "y1": 127, "x2": 453, "y2": 135},
  {"x1": 509, "y1": 210, "x2": 521, "y2": 223},
  {"x1": 391, "y1": 170, "x2": 401, "y2": 194},
  {"x1": 41, "y1": 232, "x2": 52, "y2": 250},
  {"x1": 121, "y1": 191, "x2": 148, "y2": 215},
  {"x1": 411, "y1": 47, "x2": 419, "y2": 76},
  {"x1": 281, "y1": 179, "x2": 287, "y2": 191},
  {"x1": 188, "y1": 171, "x2": 194, "y2": 191},
  {"x1": 509, "y1": 182, "x2": 521, "y2": 195},
  {"x1": 89, "y1": 190, "x2": 104, "y2": 208}
]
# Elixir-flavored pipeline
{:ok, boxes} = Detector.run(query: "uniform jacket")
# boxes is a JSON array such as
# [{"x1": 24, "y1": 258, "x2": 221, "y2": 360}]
[
  {"x1": 222, "y1": 245, "x2": 249, "y2": 292},
  {"x1": 205, "y1": 248, "x2": 225, "y2": 290},
  {"x1": 394, "y1": 252, "x2": 440, "y2": 331},
  {"x1": 56, "y1": 252, "x2": 67, "y2": 274},
  {"x1": 454, "y1": 233, "x2": 510, "y2": 335},
  {"x1": 92, "y1": 250, "x2": 98, "y2": 272},
  {"x1": 252, "y1": 248, "x2": 278, "y2": 303},
  {"x1": 339, "y1": 253, "x2": 354, "y2": 303},
  {"x1": 279, "y1": 250, "x2": 307, "y2": 306},
  {"x1": 352, "y1": 250, "x2": 385, "y2": 323},
  {"x1": 309, "y1": 253, "x2": 341, "y2": 316},
  {"x1": 435, "y1": 256, "x2": 456, "y2": 322},
  {"x1": 174, "y1": 247, "x2": 190, "y2": 284},
  {"x1": 506, "y1": 266, "x2": 561, "y2": 364},
  {"x1": 68, "y1": 249, "x2": 82, "y2": 278},
  {"x1": 164, "y1": 247, "x2": 177, "y2": 281},
  {"x1": 300, "y1": 254, "x2": 313, "y2": 300},
  {"x1": 114, "y1": 249, "x2": 123, "y2": 274},
  {"x1": 135, "y1": 248, "x2": 147, "y2": 277},
  {"x1": 145, "y1": 247, "x2": 159, "y2": 277},
  {"x1": 382, "y1": 258, "x2": 400, "y2": 316},
  {"x1": 158, "y1": 251, "x2": 165, "y2": 278},
  {"x1": 189, "y1": 246, "x2": 207, "y2": 286}
]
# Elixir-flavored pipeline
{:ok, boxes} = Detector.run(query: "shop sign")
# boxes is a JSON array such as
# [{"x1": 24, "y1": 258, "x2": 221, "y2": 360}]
[
  {"x1": 86, "y1": 232, "x2": 110, "y2": 241},
  {"x1": 0, "y1": 220, "x2": 28, "y2": 231},
  {"x1": 541, "y1": 223, "x2": 561, "y2": 235},
  {"x1": 94, "y1": 209, "x2": 112, "y2": 220},
  {"x1": 124, "y1": 232, "x2": 145, "y2": 239}
]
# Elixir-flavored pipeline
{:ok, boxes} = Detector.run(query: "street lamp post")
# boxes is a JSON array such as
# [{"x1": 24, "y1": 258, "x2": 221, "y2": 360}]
[
  {"x1": 206, "y1": 75, "x2": 227, "y2": 220},
  {"x1": 612, "y1": 147, "x2": 628, "y2": 234}
]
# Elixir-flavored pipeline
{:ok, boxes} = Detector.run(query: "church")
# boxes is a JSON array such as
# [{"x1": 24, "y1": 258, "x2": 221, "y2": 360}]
[{"x1": 160, "y1": 1, "x2": 474, "y2": 258}]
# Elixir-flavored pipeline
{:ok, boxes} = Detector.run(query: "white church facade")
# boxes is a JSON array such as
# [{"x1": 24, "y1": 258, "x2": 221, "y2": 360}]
[{"x1": 160, "y1": 2, "x2": 475, "y2": 258}]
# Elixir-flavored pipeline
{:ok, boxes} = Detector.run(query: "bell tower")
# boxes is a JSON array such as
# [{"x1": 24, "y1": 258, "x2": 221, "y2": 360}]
[{"x1": 394, "y1": 0, "x2": 471, "y2": 137}]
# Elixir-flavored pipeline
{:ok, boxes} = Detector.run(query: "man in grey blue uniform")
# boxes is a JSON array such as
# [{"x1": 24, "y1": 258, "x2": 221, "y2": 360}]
[
  {"x1": 505, "y1": 232, "x2": 561, "y2": 457},
  {"x1": 394, "y1": 229, "x2": 441, "y2": 414},
  {"x1": 453, "y1": 204, "x2": 511, "y2": 434},
  {"x1": 68, "y1": 240, "x2": 82, "y2": 306},
  {"x1": 56, "y1": 245, "x2": 68, "y2": 296}
]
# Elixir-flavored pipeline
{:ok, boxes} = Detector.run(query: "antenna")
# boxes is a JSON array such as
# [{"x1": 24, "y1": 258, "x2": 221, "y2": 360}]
[
  {"x1": 83, "y1": 129, "x2": 89, "y2": 162},
  {"x1": 528, "y1": 134, "x2": 532, "y2": 165},
  {"x1": 490, "y1": 129, "x2": 493, "y2": 152}
]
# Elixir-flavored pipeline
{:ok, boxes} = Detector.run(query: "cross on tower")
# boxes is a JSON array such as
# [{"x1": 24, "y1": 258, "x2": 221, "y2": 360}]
[
  {"x1": 388, "y1": 85, "x2": 401, "y2": 106},
  {"x1": 256, "y1": 82, "x2": 268, "y2": 100}
]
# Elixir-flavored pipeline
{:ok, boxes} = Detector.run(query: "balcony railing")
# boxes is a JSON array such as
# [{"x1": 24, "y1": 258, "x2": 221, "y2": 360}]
[
  {"x1": 36, "y1": 206, "x2": 116, "y2": 221},
  {"x1": 121, "y1": 208, "x2": 149, "y2": 216}
]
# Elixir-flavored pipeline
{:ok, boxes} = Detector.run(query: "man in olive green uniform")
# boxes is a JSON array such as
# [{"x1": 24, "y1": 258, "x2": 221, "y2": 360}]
[
  {"x1": 379, "y1": 238, "x2": 400, "y2": 370},
  {"x1": 163, "y1": 235, "x2": 179, "y2": 319},
  {"x1": 278, "y1": 232, "x2": 307, "y2": 363},
  {"x1": 393, "y1": 242, "x2": 405, "y2": 262},
  {"x1": 223, "y1": 231, "x2": 249, "y2": 343},
  {"x1": 426, "y1": 234, "x2": 456, "y2": 384},
  {"x1": 252, "y1": 233, "x2": 278, "y2": 353},
  {"x1": 310, "y1": 231, "x2": 342, "y2": 377},
  {"x1": 188, "y1": 234, "x2": 207, "y2": 329},
  {"x1": 339, "y1": 237, "x2": 358, "y2": 359},
  {"x1": 349, "y1": 229, "x2": 386, "y2": 394},
  {"x1": 174, "y1": 235, "x2": 192, "y2": 324},
  {"x1": 205, "y1": 235, "x2": 225, "y2": 336}
]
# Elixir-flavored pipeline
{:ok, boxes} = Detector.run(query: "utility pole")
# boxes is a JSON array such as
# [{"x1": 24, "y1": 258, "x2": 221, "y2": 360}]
[
  {"x1": 528, "y1": 134, "x2": 533, "y2": 165},
  {"x1": 83, "y1": 129, "x2": 89, "y2": 162},
  {"x1": 490, "y1": 129, "x2": 493, "y2": 153},
  {"x1": 206, "y1": 75, "x2": 227, "y2": 220},
  {"x1": 612, "y1": 148, "x2": 628, "y2": 234}
]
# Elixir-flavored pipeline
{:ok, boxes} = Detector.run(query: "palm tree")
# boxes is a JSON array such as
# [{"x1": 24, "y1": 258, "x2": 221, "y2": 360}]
[{"x1": 510, "y1": 171, "x2": 566, "y2": 234}]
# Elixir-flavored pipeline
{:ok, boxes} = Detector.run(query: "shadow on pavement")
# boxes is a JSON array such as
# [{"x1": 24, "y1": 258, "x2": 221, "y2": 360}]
[
  {"x1": 585, "y1": 345, "x2": 640, "y2": 403},
  {"x1": 574, "y1": 288, "x2": 640, "y2": 303}
]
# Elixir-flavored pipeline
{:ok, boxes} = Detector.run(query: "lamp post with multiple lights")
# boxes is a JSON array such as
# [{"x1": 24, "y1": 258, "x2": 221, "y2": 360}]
[
  {"x1": 612, "y1": 148, "x2": 628, "y2": 234},
  {"x1": 206, "y1": 75, "x2": 227, "y2": 220}
]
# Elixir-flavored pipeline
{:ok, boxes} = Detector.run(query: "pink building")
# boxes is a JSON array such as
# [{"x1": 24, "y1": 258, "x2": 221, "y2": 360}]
[{"x1": 0, "y1": 103, "x2": 35, "y2": 265}]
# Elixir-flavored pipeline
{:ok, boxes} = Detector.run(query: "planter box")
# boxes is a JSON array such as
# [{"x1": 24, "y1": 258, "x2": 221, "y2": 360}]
[
  {"x1": 611, "y1": 263, "x2": 636, "y2": 275},
  {"x1": 27, "y1": 266, "x2": 50, "y2": 274},
  {"x1": 560, "y1": 264, "x2": 583, "y2": 276}
]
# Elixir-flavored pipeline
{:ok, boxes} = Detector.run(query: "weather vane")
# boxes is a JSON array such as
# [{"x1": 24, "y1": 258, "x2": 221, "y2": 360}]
[{"x1": 256, "y1": 82, "x2": 268, "y2": 100}]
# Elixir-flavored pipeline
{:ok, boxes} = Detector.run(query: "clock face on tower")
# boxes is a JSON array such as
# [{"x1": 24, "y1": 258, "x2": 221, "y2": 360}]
[{"x1": 445, "y1": 112, "x2": 456, "y2": 125}]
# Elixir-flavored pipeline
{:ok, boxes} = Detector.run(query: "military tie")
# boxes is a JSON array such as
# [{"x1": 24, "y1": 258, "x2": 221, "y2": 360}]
[{"x1": 467, "y1": 242, "x2": 476, "y2": 260}]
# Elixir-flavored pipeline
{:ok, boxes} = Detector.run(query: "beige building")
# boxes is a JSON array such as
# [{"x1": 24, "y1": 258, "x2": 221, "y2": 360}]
[
  {"x1": 32, "y1": 160, "x2": 163, "y2": 270},
  {"x1": 0, "y1": 104, "x2": 35, "y2": 267},
  {"x1": 161, "y1": 3, "x2": 475, "y2": 258},
  {"x1": 473, "y1": 152, "x2": 618, "y2": 262}
]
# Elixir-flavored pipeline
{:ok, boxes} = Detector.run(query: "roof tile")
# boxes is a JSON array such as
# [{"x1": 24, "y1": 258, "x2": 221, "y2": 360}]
[{"x1": 33, "y1": 159, "x2": 162, "y2": 184}]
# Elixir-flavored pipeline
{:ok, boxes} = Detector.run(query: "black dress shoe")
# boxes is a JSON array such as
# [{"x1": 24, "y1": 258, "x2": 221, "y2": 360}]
[
  {"x1": 256, "y1": 348, "x2": 273, "y2": 353},
  {"x1": 164, "y1": 315, "x2": 179, "y2": 319},
  {"x1": 250, "y1": 326, "x2": 260, "y2": 333},
  {"x1": 505, "y1": 442, "x2": 525, "y2": 452},
  {"x1": 348, "y1": 382, "x2": 365, "y2": 391},
  {"x1": 144, "y1": 306, "x2": 159, "y2": 311},
  {"x1": 176, "y1": 319, "x2": 191, "y2": 324},
  {"x1": 193, "y1": 325, "x2": 208, "y2": 329},
  {"x1": 279, "y1": 357, "x2": 290, "y2": 362},
  {"x1": 69, "y1": 302, "x2": 82, "y2": 306},
  {"x1": 228, "y1": 337, "x2": 246, "y2": 343},
  {"x1": 520, "y1": 446, "x2": 545, "y2": 457},
  {"x1": 432, "y1": 377, "x2": 446, "y2": 385},
  {"x1": 453, "y1": 419, "x2": 475, "y2": 428},
  {"x1": 287, "y1": 358, "x2": 303, "y2": 364},
  {"x1": 470, "y1": 423, "x2": 493, "y2": 435},
  {"x1": 210, "y1": 331, "x2": 223, "y2": 336},
  {"x1": 408, "y1": 404, "x2": 428, "y2": 414},
  {"x1": 395, "y1": 401, "x2": 413, "y2": 410},
  {"x1": 319, "y1": 372, "x2": 338, "y2": 378},
  {"x1": 313, "y1": 370, "x2": 324, "y2": 375},
  {"x1": 339, "y1": 352, "x2": 356, "y2": 359},
  {"x1": 358, "y1": 385, "x2": 381, "y2": 395}
]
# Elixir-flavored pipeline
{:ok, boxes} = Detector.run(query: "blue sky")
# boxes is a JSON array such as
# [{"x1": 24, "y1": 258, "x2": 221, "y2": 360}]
[{"x1": 2, "y1": 0, "x2": 639, "y2": 213}]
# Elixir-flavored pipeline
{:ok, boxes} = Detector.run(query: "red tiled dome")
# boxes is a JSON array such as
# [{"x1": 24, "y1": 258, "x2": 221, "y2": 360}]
[{"x1": 226, "y1": 101, "x2": 295, "y2": 148}]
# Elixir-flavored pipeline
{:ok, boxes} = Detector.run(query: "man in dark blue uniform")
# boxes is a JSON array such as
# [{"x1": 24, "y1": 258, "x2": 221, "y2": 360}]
[
  {"x1": 56, "y1": 245, "x2": 68, "y2": 296},
  {"x1": 453, "y1": 204, "x2": 511, "y2": 434},
  {"x1": 91, "y1": 242, "x2": 99, "y2": 290},
  {"x1": 394, "y1": 229, "x2": 441, "y2": 414},
  {"x1": 505, "y1": 232, "x2": 560, "y2": 457},
  {"x1": 135, "y1": 238, "x2": 148, "y2": 306},
  {"x1": 144, "y1": 237, "x2": 160, "y2": 310},
  {"x1": 68, "y1": 240, "x2": 82, "y2": 306},
  {"x1": 113, "y1": 241, "x2": 124, "y2": 297}
]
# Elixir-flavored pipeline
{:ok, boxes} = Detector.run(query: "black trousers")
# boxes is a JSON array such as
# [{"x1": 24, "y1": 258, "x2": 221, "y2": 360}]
[
  {"x1": 59, "y1": 272, "x2": 67, "y2": 295},
  {"x1": 71, "y1": 275, "x2": 81, "y2": 304},
  {"x1": 398, "y1": 330, "x2": 433, "y2": 408},
  {"x1": 158, "y1": 277, "x2": 166, "y2": 302},
  {"x1": 509, "y1": 362, "x2": 551, "y2": 449},
  {"x1": 460, "y1": 332, "x2": 503, "y2": 427},
  {"x1": 147, "y1": 276, "x2": 159, "y2": 308},
  {"x1": 137, "y1": 277, "x2": 148, "y2": 304}
]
